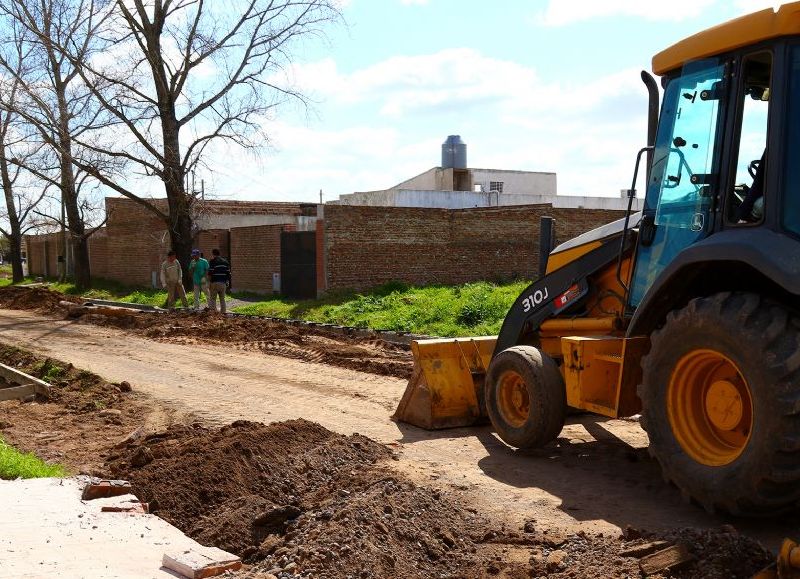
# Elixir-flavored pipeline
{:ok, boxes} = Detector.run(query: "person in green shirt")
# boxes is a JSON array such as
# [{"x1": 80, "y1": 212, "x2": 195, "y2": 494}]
[{"x1": 189, "y1": 249, "x2": 210, "y2": 310}]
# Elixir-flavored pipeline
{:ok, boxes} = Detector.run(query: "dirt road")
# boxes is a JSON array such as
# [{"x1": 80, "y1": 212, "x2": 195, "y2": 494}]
[{"x1": 0, "y1": 308, "x2": 792, "y2": 548}]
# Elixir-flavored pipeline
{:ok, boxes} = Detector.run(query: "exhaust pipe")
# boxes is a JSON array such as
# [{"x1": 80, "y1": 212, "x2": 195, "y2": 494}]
[
  {"x1": 641, "y1": 70, "x2": 660, "y2": 183},
  {"x1": 539, "y1": 216, "x2": 555, "y2": 279}
]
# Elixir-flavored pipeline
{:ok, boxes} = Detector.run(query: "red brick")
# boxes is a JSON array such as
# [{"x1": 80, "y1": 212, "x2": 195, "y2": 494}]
[
  {"x1": 229, "y1": 224, "x2": 290, "y2": 293},
  {"x1": 322, "y1": 204, "x2": 625, "y2": 292},
  {"x1": 81, "y1": 479, "x2": 133, "y2": 501}
]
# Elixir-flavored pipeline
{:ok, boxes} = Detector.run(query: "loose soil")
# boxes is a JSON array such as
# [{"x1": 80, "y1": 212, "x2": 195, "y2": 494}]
[
  {"x1": 0, "y1": 285, "x2": 80, "y2": 313},
  {"x1": 0, "y1": 290, "x2": 785, "y2": 577},
  {"x1": 107, "y1": 419, "x2": 508, "y2": 579},
  {"x1": 0, "y1": 344, "x2": 171, "y2": 475},
  {"x1": 106, "y1": 418, "x2": 773, "y2": 579},
  {"x1": 0, "y1": 286, "x2": 412, "y2": 379}
]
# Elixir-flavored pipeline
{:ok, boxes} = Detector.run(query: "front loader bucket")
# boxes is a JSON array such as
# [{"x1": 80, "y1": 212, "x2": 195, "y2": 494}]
[{"x1": 392, "y1": 337, "x2": 496, "y2": 429}]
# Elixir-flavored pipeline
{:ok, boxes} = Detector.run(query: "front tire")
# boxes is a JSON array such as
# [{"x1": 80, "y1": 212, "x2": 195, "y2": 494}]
[
  {"x1": 485, "y1": 346, "x2": 566, "y2": 449},
  {"x1": 640, "y1": 292, "x2": 800, "y2": 515}
]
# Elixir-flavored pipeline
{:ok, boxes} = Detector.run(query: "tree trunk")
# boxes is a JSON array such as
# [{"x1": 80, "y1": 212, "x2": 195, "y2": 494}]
[
  {"x1": 164, "y1": 172, "x2": 193, "y2": 288},
  {"x1": 72, "y1": 236, "x2": 90, "y2": 290},
  {"x1": 55, "y1": 83, "x2": 90, "y2": 290},
  {"x1": 170, "y1": 210, "x2": 193, "y2": 289},
  {"x1": 59, "y1": 148, "x2": 91, "y2": 290},
  {"x1": 8, "y1": 234, "x2": 23, "y2": 283},
  {"x1": 161, "y1": 110, "x2": 193, "y2": 288},
  {"x1": 0, "y1": 141, "x2": 24, "y2": 283}
]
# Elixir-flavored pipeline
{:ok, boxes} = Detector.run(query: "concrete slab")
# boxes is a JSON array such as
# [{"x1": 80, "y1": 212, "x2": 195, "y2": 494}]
[{"x1": 1, "y1": 477, "x2": 240, "y2": 578}]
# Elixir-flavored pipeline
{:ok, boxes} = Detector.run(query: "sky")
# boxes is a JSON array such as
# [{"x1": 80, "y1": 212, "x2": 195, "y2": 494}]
[{"x1": 197, "y1": 0, "x2": 784, "y2": 205}]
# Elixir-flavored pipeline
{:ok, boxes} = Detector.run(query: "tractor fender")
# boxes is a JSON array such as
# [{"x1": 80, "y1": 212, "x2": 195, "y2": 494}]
[{"x1": 627, "y1": 227, "x2": 800, "y2": 337}]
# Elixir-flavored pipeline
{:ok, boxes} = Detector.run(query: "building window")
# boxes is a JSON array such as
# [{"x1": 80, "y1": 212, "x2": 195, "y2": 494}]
[{"x1": 489, "y1": 181, "x2": 504, "y2": 193}]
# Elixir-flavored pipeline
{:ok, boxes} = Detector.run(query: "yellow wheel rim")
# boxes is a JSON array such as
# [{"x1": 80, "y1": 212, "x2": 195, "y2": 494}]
[
  {"x1": 668, "y1": 349, "x2": 753, "y2": 467},
  {"x1": 497, "y1": 370, "x2": 530, "y2": 428}
]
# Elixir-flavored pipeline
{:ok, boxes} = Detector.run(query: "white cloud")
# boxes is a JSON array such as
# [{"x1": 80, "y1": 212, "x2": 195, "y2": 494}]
[
  {"x1": 200, "y1": 50, "x2": 653, "y2": 202},
  {"x1": 202, "y1": 121, "x2": 421, "y2": 201},
  {"x1": 734, "y1": 0, "x2": 783, "y2": 14},
  {"x1": 287, "y1": 49, "x2": 541, "y2": 116},
  {"x1": 536, "y1": 0, "x2": 718, "y2": 26},
  {"x1": 400, "y1": 0, "x2": 429, "y2": 4}
]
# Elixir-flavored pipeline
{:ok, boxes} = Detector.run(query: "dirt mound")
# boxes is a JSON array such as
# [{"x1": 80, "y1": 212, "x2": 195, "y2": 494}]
[
  {"x1": 521, "y1": 524, "x2": 773, "y2": 579},
  {"x1": 107, "y1": 419, "x2": 510, "y2": 578},
  {"x1": 0, "y1": 344, "x2": 126, "y2": 412},
  {"x1": 0, "y1": 286, "x2": 411, "y2": 379},
  {"x1": 86, "y1": 307, "x2": 412, "y2": 379},
  {"x1": 137, "y1": 313, "x2": 412, "y2": 379},
  {"x1": 0, "y1": 344, "x2": 147, "y2": 475},
  {"x1": 655, "y1": 526, "x2": 773, "y2": 578},
  {"x1": 107, "y1": 420, "x2": 388, "y2": 530},
  {"x1": 0, "y1": 286, "x2": 80, "y2": 313},
  {"x1": 107, "y1": 418, "x2": 773, "y2": 579}
]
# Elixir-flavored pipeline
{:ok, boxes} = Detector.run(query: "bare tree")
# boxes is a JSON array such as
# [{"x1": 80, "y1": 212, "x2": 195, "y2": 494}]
[
  {"x1": 70, "y1": 0, "x2": 340, "y2": 284},
  {"x1": 0, "y1": 22, "x2": 50, "y2": 282},
  {"x1": 0, "y1": 0, "x2": 111, "y2": 290},
  {"x1": 0, "y1": 114, "x2": 50, "y2": 283}
]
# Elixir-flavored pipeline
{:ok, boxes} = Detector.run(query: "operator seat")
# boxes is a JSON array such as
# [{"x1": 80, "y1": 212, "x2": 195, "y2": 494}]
[{"x1": 736, "y1": 150, "x2": 766, "y2": 222}]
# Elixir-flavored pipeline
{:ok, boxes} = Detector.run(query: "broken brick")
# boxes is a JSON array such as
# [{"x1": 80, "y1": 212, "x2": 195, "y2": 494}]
[{"x1": 82, "y1": 479, "x2": 132, "y2": 501}]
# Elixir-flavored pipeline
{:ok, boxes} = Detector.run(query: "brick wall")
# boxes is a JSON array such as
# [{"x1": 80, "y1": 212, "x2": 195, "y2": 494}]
[
  {"x1": 101, "y1": 198, "x2": 304, "y2": 287},
  {"x1": 24, "y1": 233, "x2": 63, "y2": 277},
  {"x1": 103, "y1": 198, "x2": 170, "y2": 287},
  {"x1": 315, "y1": 219, "x2": 325, "y2": 294},
  {"x1": 229, "y1": 224, "x2": 291, "y2": 293},
  {"x1": 22, "y1": 199, "x2": 626, "y2": 295},
  {"x1": 88, "y1": 229, "x2": 110, "y2": 280},
  {"x1": 194, "y1": 229, "x2": 230, "y2": 260},
  {"x1": 24, "y1": 232, "x2": 61, "y2": 277},
  {"x1": 199, "y1": 200, "x2": 312, "y2": 216},
  {"x1": 25, "y1": 229, "x2": 112, "y2": 281},
  {"x1": 322, "y1": 204, "x2": 625, "y2": 292}
]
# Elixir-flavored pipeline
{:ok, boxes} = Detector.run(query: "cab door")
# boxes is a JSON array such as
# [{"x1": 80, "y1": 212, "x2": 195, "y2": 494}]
[{"x1": 629, "y1": 61, "x2": 728, "y2": 307}]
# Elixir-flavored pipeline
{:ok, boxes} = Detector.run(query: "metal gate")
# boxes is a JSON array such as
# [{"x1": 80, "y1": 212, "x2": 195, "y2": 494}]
[{"x1": 280, "y1": 231, "x2": 317, "y2": 299}]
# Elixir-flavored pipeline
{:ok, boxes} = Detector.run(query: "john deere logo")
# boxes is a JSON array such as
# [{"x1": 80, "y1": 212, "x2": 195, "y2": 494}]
[{"x1": 691, "y1": 213, "x2": 704, "y2": 231}]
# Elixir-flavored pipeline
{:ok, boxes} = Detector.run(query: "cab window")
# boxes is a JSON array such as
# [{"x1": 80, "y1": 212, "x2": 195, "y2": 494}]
[
  {"x1": 728, "y1": 52, "x2": 771, "y2": 224},
  {"x1": 783, "y1": 46, "x2": 800, "y2": 236}
]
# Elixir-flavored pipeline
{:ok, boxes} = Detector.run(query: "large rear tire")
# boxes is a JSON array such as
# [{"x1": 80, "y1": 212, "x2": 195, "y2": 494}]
[
  {"x1": 640, "y1": 292, "x2": 800, "y2": 515},
  {"x1": 485, "y1": 346, "x2": 566, "y2": 449}
]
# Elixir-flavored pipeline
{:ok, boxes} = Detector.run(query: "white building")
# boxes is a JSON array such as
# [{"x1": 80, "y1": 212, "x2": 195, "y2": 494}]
[{"x1": 332, "y1": 136, "x2": 642, "y2": 211}]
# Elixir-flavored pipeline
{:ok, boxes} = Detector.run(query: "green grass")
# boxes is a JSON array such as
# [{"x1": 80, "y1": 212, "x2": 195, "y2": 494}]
[
  {"x1": 6, "y1": 276, "x2": 207, "y2": 308},
  {"x1": 0, "y1": 437, "x2": 66, "y2": 479},
  {"x1": 2, "y1": 272, "x2": 531, "y2": 337},
  {"x1": 232, "y1": 280, "x2": 531, "y2": 337},
  {"x1": 49, "y1": 278, "x2": 170, "y2": 307}
]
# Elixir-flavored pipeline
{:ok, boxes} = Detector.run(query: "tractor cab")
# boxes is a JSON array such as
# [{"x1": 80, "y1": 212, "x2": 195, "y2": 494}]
[{"x1": 629, "y1": 47, "x2": 773, "y2": 308}]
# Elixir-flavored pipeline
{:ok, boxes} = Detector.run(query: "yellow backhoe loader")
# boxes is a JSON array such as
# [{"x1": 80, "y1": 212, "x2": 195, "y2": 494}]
[{"x1": 395, "y1": 2, "x2": 800, "y2": 534}]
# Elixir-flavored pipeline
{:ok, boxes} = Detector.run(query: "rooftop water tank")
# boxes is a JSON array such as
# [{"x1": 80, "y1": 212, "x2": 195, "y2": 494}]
[{"x1": 441, "y1": 135, "x2": 467, "y2": 169}]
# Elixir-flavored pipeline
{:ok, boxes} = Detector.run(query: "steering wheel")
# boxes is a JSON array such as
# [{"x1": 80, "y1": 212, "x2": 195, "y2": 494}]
[{"x1": 748, "y1": 158, "x2": 760, "y2": 180}]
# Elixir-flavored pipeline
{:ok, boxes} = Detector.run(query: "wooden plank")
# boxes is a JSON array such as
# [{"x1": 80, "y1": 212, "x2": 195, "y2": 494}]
[
  {"x1": 0, "y1": 363, "x2": 51, "y2": 398},
  {"x1": 620, "y1": 540, "x2": 671, "y2": 558},
  {"x1": 639, "y1": 543, "x2": 693, "y2": 575},
  {"x1": 0, "y1": 384, "x2": 36, "y2": 402}
]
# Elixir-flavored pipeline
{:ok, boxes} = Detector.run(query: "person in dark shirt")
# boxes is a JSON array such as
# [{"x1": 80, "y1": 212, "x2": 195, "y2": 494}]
[{"x1": 208, "y1": 248, "x2": 231, "y2": 314}]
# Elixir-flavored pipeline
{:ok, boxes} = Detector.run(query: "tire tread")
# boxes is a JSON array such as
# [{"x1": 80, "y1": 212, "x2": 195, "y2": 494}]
[{"x1": 639, "y1": 292, "x2": 800, "y2": 516}]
